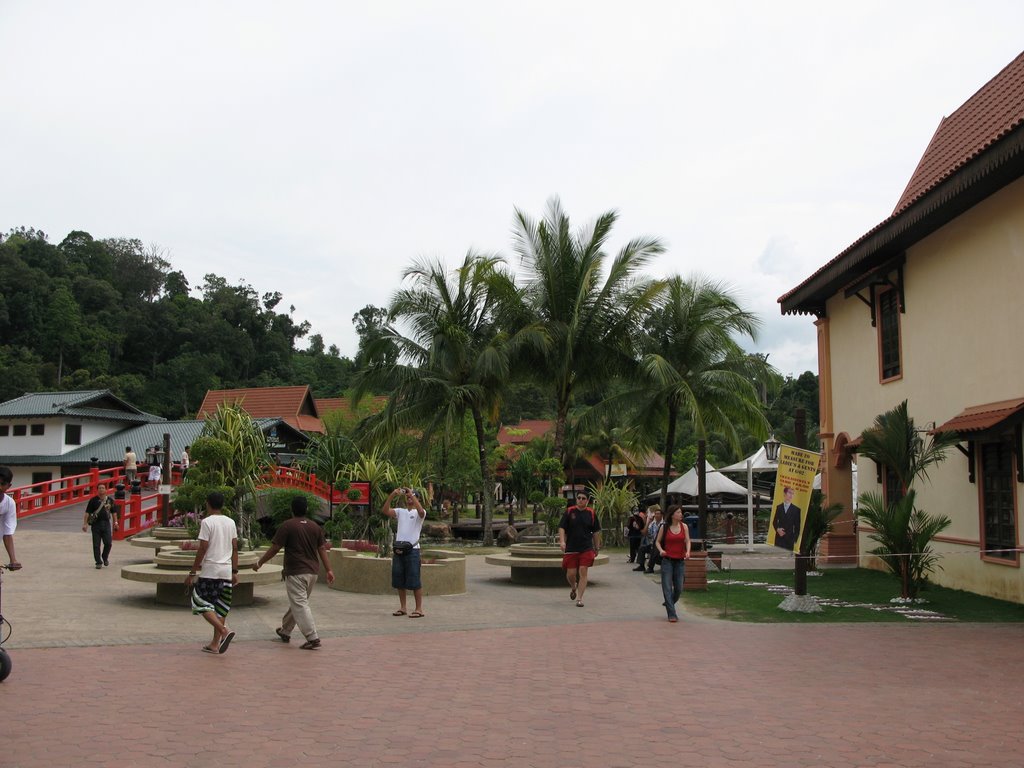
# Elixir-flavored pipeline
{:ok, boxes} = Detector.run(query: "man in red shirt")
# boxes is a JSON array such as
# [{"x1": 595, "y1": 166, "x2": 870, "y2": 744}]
[{"x1": 558, "y1": 491, "x2": 602, "y2": 607}]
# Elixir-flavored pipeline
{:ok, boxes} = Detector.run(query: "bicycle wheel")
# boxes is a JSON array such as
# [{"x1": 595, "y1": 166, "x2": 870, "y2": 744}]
[{"x1": 0, "y1": 648, "x2": 10, "y2": 682}]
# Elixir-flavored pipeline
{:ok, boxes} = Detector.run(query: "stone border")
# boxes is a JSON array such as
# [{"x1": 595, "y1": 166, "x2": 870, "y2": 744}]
[{"x1": 326, "y1": 548, "x2": 466, "y2": 595}]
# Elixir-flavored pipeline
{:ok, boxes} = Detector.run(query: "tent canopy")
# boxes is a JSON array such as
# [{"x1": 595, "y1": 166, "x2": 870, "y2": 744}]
[
  {"x1": 663, "y1": 460, "x2": 753, "y2": 496},
  {"x1": 718, "y1": 445, "x2": 778, "y2": 474}
]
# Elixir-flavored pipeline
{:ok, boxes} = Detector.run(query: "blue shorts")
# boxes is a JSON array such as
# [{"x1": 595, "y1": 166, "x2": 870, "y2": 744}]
[{"x1": 391, "y1": 548, "x2": 422, "y2": 590}]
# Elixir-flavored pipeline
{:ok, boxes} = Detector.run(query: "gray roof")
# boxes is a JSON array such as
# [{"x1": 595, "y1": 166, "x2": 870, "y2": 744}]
[
  {"x1": 0, "y1": 390, "x2": 164, "y2": 424},
  {"x1": 0, "y1": 418, "x2": 309, "y2": 466}
]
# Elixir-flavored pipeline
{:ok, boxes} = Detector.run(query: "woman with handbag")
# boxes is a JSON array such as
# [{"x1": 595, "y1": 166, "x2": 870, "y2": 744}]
[
  {"x1": 383, "y1": 487, "x2": 427, "y2": 618},
  {"x1": 82, "y1": 484, "x2": 119, "y2": 569}
]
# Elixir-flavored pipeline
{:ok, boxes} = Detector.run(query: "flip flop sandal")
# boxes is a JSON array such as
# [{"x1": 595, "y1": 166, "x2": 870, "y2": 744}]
[
  {"x1": 575, "y1": 600, "x2": 584, "y2": 607},
  {"x1": 392, "y1": 609, "x2": 407, "y2": 616},
  {"x1": 569, "y1": 588, "x2": 577, "y2": 601},
  {"x1": 201, "y1": 647, "x2": 219, "y2": 654},
  {"x1": 409, "y1": 611, "x2": 425, "y2": 618},
  {"x1": 218, "y1": 631, "x2": 236, "y2": 654}
]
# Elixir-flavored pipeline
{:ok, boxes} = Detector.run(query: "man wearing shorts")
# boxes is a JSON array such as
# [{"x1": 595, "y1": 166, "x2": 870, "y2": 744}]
[
  {"x1": 559, "y1": 491, "x2": 601, "y2": 607},
  {"x1": 185, "y1": 491, "x2": 239, "y2": 654},
  {"x1": 0, "y1": 466, "x2": 21, "y2": 570},
  {"x1": 382, "y1": 486, "x2": 426, "y2": 618}
]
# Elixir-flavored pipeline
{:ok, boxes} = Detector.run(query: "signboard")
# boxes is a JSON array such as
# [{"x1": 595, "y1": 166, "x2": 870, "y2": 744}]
[{"x1": 766, "y1": 445, "x2": 819, "y2": 552}]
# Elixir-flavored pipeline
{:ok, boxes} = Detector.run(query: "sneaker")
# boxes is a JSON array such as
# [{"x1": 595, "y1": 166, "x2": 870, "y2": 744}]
[
  {"x1": 300, "y1": 639, "x2": 321, "y2": 650},
  {"x1": 95, "y1": 563, "x2": 102, "y2": 569},
  {"x1": 275, "y1": 627, "x2": 290, "y2": 643},
  {"x1": 632, "y1": 565, "x2": 645, "y2": 572},
  {"x1": 103, "y1": 560, "x2": 109, "y2": 567}
]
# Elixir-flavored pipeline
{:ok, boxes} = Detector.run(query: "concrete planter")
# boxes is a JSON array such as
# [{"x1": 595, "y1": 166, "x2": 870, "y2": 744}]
[{"x1": 326, "y1": 547, "x2": 466, "y2": 595}]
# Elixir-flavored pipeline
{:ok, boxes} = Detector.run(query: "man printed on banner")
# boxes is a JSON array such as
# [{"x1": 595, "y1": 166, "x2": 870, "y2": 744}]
[{"x1": 767, "y1": 445, "x2": 818, "y2": 552}]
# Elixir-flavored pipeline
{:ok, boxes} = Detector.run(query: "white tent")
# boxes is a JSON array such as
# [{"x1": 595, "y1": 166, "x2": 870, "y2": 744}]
[
  {"x1": 664, "y1": 459, "x2": 753, "y2": 496},
  {"x1": 719, "y1": 445, "x2": 777, "y2": 474}
]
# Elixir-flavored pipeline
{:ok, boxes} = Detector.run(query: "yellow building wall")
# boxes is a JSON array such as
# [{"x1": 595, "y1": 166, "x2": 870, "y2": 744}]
[{"x1": 826, "y1": 175, "x2": 1024, "y2": 602}]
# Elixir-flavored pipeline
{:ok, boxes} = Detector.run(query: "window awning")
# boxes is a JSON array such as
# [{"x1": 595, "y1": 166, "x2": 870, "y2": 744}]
[{"x1": 933, "y1": 398, "x2": 1024, "y2": 435}]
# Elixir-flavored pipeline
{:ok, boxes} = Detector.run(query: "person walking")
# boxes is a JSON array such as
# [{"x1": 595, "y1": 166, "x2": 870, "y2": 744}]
[
  {"x1": 123, "y1": 447, "x2": 138, "y2": 485},
  {"x1": 626, "y1": 506, "x2": 645, "y2": 563},
  {"x1": 558, "y1": 491, "x2": 602, "y2": 607},
  {"x1": 252, "y1": 496, "x2": 334, "y2": 649},
  {"x1": 0, "y1": 467, "x2": 21, "y2": 570},
  {"x1": 184, "y1": 492, "x2": 239, "y2": 654},
  {"x1": 383, "y1": 486, "x2": 427, "y2": 618},
  {"x1": 656, "y1": 505, "x2": 691, "y2": 623},
  {"x1": 82, "y1": 483, "x2": 119, "y2": 568},
  {"x1": 180, "y1": 445, "x2": 190, "y2": 480},
  {"x1": 634, "y1": 507, "x2": 663, "y2": 573}
]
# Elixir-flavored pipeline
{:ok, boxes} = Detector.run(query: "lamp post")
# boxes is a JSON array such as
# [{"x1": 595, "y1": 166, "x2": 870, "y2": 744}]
[{"x1": 764, "y1": 433, "x2": 781, "y2": 463}]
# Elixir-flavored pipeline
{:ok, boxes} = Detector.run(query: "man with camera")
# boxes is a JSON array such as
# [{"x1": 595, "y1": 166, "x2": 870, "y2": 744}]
[{"x1": 383, "y1": 486, "x2": 427, "y2": 618}]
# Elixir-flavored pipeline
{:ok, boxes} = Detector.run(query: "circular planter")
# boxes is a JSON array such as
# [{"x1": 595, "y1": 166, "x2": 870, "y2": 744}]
[
  {"x1": 327, "y1": 547, "x2": 466, "y2": 595},
  {"x1": 485, "y1": 543, "x2": 609, "y2": 586}
]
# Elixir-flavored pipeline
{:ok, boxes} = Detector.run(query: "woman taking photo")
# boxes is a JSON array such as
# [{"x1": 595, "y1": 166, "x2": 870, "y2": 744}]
[{"x1": 656, "y1": 505, "x2": 691, "y2": 622}]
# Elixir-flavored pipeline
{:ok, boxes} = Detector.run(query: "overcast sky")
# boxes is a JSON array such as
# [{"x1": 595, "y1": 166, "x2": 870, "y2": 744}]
[{"x1": 3, "y1": 2, "x2": 1022, "y2": 377}]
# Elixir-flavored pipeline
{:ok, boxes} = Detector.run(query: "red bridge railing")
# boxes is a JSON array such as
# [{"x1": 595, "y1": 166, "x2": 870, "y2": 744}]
[{"x1": 8, "y1": 465, "x2": 369, "y2": 540}]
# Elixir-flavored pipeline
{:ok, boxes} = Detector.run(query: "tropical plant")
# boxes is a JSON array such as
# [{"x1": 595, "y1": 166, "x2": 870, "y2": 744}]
[
  {"x1": 857, "y1": 400, "x2": 959, "y2": 497},
  {"x1": 857, "y1": 490, "x2": 951, "y2": 598},
  {"x1": 801, "y1": 490, "x2": 844, "y2": 571},
  {"x1": 541, "y1": 496, "x2": 568, "y2": 543},
  {"x1": 628, "y1": 275, "x2": 775, "y2": 515},
  {"x1": 353, "y1": 252, "x2": 519, "y2": 545},
  {"x1": 301, "y1": 431, "x2": 358, "y2": 489},
  {"x1": 172, "y1": 403, "x2": 270, "y2": 546},
  {"x1": 856, "y1": 400, "x2": 959, "y2": 597},
  {"x1": 510, "y1": 197, "x2": 666, "y2": 465},
  {"x1": 589, "y1": 481, "x2": 639, "y2": 547}
]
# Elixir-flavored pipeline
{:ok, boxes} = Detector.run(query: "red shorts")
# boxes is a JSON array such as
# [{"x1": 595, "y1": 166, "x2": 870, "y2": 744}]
[{"x1": 562, "y1": 550, "x2": 597, "y2": 569}]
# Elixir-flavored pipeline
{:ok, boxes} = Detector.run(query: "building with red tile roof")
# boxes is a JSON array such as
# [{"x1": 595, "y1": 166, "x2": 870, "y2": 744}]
[
  {"x1": 779, "y1": 50, "x2": 1024, "y2": 603},
  {"x1": 198, "y1": 386, "x2": 324, "y2": 434}
]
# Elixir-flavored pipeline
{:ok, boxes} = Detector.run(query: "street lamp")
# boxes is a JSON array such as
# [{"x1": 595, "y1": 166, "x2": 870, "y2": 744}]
[{"x1": 763, "y1": 433, "x2": 781, "y2": 463}]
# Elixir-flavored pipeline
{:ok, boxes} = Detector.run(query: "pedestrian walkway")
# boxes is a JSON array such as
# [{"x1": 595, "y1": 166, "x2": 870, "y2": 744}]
[{"x1": 4, "y1": 510, "x2": 1023, "y2": 767}]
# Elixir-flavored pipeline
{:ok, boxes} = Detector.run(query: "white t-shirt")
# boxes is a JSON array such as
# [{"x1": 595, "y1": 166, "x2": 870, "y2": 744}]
[
  {"x1": 0, "y1": 494, "x2": 16, "y2": 537},
  {"x1": 198, "y1": 513, "x2": 237, "y2": 580},
  {"x1": 394, "y1": 507, "x2": 425, "y2": 549},
  {"x1": 181, "y1": 450, "x2": 189, "y2": 469}
]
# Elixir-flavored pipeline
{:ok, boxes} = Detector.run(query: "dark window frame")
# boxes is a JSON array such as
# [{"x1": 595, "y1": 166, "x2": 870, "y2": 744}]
[
  {"x1": 0, "y1": 425, "x2": 8, "y2": 436},
  {"x1": 876, "y1": 285, "x2": 902, "y2": 382},
  {"x1": 12, "y1": 424, "x2": 26, "y2": 437},
  {"x1": 64, "y1": 424, "x2": 83, "y2": 446},
  {"x1": 978, "y1": 438, "x2": 1019, "y2": 565},
  {"x1": 30, "y1": 423, "x2": 44, "y2": 436}
]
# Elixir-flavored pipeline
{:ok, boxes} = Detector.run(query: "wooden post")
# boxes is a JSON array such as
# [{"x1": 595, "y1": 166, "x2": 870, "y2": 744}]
[
  {"x1": 160, "y1": 432, "x2": 171, "y2": 526},
  {"x1": 697, "y1": 439, "x2": 707, "y2": 544},
  {"x1": 794, "y1": 409, "x2": 808, "y2": 596}
]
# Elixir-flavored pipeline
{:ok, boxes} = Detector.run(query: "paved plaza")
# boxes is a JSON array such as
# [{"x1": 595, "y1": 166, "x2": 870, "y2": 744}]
[{"x1": 3, "y1": 509, "x2": 1023, "y2": 767}]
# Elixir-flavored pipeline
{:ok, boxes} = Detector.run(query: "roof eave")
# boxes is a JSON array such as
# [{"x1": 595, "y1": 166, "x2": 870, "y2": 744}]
[{"x1": 780, "y1": 124, "x2": 1024, "y2": 316}]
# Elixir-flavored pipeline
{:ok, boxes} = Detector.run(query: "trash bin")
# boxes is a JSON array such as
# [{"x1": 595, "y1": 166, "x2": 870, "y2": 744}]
[{"x1": 683, "y1": 513, "x2": 699, "y2": 541}]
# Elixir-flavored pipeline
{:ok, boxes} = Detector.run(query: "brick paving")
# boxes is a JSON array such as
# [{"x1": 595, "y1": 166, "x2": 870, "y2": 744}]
[{"x1": 4, "y1": 511, "x2": 1024, "y2": 767}]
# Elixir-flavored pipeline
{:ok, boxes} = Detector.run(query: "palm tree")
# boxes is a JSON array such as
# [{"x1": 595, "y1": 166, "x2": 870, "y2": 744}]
[
  {"x1": 630, "y1": 275, "x2": 774, "y2": 514},
  {"x1": 354, "y1": 252, "x2": 518, "y2": 545},
  {"x1": 510, "y1": 197, "x2": 666, "y2": 466},
  {"x1": 856, "y1": 400, "x2": 959, "y2": 597},
  {"x1": 857, "y1": 400, "x2": 959, "y2": 496}
]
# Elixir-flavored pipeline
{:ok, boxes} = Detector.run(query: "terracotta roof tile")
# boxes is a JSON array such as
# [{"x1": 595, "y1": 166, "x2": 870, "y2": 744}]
[
  {"x1": 933, "y1": 397, "x2": 1024, "y2": 434},
  {"x1": 893, "y1": 50, "x2": 1024, "y2": 215},
  {"x1": 198, "y1": 386, "x2": 323, "y2": 434}
]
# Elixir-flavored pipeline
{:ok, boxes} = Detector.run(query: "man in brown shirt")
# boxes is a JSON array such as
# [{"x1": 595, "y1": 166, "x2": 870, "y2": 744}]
[{"x1": 253, "y1": 496, "x2": 334, "y2": 649}]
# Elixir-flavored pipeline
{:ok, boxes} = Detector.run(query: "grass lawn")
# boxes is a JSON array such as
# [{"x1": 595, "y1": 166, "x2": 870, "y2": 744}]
[{"x1": 683, "y1": 567, "x2": 1024, "y2": 623}]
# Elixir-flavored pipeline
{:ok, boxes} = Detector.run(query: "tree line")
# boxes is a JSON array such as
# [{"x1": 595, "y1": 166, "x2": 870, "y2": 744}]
[{"x1": 2, "y1": 204, "x2": 817, "y2": 547}]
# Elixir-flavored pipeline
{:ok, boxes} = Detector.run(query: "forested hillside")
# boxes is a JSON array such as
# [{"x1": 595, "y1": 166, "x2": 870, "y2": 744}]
[{"x1": 0, "y1": 228, "x2": 355, "y2": 416}]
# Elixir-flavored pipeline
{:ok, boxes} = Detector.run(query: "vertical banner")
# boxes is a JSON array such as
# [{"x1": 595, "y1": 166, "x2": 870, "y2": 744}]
[{"x1": 767, "y1": 445, "x2": 819, "y2": 552}]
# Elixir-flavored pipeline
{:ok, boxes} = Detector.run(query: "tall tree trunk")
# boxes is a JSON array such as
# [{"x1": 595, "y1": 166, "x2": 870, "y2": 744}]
[
  {"x1": 472, "y1": 407, "x2": 495, "y2": 546},
  {"x1": 659, "y1": 406, "x2": 678, "y2": 514}
]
